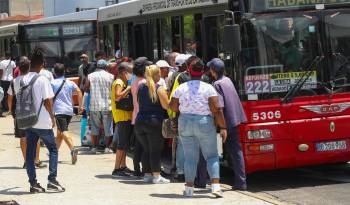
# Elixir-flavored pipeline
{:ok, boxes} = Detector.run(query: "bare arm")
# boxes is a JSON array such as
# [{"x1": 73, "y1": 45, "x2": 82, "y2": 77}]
[
  {"x1": 84, "y1": 79, "x2": 90, "y2": 93},
  {"x1": 157, "y1": 86, "x2": 170, "y2": 110},
  {"x1": 115, "y1": 84, "x2": 131, "y2": 102},
  {"x1": 209, "y1": 96, "x2": 227, "y2": 142},
  {"x1": 44, "y1": 98, "x2": 55, "y2": 128},
  {"x1": 169, "y1": 97, "x2": 180, "y2": 113},
  {"x1": 76, "y1": 87, "x2": 83, "y2": 114}
]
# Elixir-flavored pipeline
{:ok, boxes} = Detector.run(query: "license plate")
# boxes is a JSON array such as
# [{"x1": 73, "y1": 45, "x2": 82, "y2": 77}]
[{"x1": 316, "y1": 140, "x2": 347, "y2": 152}]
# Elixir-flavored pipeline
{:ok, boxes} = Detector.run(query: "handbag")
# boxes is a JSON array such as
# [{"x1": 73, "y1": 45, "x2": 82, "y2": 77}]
[
  {"x1": 162, "y1": 118, "x2": 178, "y2": 139},
  {"x1": 116, "y1": 88, "x2": 133, "y2": 111}
]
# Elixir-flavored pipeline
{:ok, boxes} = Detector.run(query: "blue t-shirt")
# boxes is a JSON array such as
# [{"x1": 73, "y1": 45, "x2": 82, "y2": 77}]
[{"x1": 52, "y1": 77, "x2": 78, "y2": 116}]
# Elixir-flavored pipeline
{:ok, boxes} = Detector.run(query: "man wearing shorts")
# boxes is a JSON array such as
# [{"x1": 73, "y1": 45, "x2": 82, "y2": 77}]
[
  {"x1": 84, "y1": 60, "x2": 114, "y2": 154},
  {"x1": 52, "y1": 64, "x2": 83, "y2": 164}
]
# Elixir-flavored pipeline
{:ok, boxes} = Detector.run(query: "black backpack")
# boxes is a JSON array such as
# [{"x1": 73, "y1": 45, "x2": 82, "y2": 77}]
[{"x1": 16, "y1": 74, "x2": 43, "y2": 129}]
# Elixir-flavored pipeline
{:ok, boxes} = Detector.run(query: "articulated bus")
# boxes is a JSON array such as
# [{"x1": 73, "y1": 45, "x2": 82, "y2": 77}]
[
  {"x1": 98, "y1": 0, "x2": 228, "y2": 62},
  {"x1": 0, "y1": 9, "x2": 98, "y2": 77},
  {"x1": 224, "y1": 0, "x2": 350, "y2": 173},
  {"x1": 99, "y1": 0, "x2": 350, "y2": 174}
]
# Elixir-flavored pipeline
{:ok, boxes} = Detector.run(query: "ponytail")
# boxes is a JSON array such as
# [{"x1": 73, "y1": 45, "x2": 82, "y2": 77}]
[{"x1": 145, "y1": 65, "x2": 160, "y2": 103}]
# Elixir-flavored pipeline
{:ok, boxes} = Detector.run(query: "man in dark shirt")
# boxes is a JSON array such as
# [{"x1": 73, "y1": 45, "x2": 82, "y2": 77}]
[{"x1": 208, "y1": 58, "x2": 248, "y2": 191}]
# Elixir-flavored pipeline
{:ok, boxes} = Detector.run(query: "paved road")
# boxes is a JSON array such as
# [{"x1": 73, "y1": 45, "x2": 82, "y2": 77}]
[
  {"x1": 70, "y1": 115, "x2": 350, "y2": 205},
  {"x1": 0, "y1": 116, "x2": 273, "y2": 205}
]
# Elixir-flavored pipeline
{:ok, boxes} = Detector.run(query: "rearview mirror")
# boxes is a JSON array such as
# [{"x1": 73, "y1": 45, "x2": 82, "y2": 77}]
[{"x1": 223, "y1": 24, "x2": 241, "y2": 55}]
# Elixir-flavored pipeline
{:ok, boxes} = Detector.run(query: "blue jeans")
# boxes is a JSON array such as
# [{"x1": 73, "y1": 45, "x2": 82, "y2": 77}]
[
  {"x1": 178, "y1": 114, "x2": 220, "y2": 182},
  {"x1": 26, "y1": 128, "x2": 58, "y2": 185},
  {"x1": 175, "y1": 136, "x2": 184, "y2": 174}
]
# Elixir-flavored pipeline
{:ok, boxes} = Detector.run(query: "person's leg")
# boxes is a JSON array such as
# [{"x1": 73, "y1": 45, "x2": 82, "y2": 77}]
[
  {"x1": 194, "y1": 116, "x2": 222, "y2": 197},
  {"x1": 102, "y1": 111, "x2": 113, "y2": 150},
  {"x1": 176, "y1": 136, "x2": 185, "y2": 176},
  {"x1": 20, "y1": 137, "x2": 27, "y2": 160},
  {"x1": 25, "y1": 128, "x2": 40, "y2": 185},
  {"x1": 134, "y1": 121, "x2": 152, "y2": 180},
  {"x1": 90, "y1": 111, "x2": 102, "y2": 151},
  {"x1": 39, "y1": 129, "x2": 58, "y2": 182},
  {"x1": 56, "y1": 130, "x2": 64, "y2": 150},
  {"x1": 35, "y1": 141, "x2": 41, "y2": 163},
  {"x1": 226, "y1": 127, "x2": 247, "y2": 190},
  {"x1": 178, "y1": 114, "x2": 199, "y2": 187},
  {"x1": 1, "y1": 81, "x2": 10, "y2": 112},
  {"x1": 194, "y1": 150, "x2": 208, "y2": 188},
  {"x1": 114, "y1": 121, "x2": 129, "y2": 170},
  {"x1": 133, "y1": 132, "x2": 143, "y2": 175}
]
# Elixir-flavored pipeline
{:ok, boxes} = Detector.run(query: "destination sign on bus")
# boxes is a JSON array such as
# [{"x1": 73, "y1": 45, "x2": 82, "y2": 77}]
[
  {"x1": 25, "y1": 26, "x2": 59, "y2": 39},
  {"x1": 245, "y1": 71, "x2": 317, "y2": 94},
  {"x1": 266, "y1": 0, "x2": 350, "y2": 9},
  {"x1": 63, "y1": 23, "x2": 93, "y2": 36}
]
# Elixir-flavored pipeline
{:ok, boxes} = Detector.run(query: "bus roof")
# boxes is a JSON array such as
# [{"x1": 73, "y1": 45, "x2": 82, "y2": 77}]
[
  {"x1": 98, "y1": 0, "x2": 228, "y2": 22},
  {"x1": 0, "y1": 23, "x2": 19, "y2": 38},
  {"x1": 29, "y1": 9, "x2": 97, "y2": 25}
]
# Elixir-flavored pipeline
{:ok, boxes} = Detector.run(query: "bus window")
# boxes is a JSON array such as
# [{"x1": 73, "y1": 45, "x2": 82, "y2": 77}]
[
  {"x1": 103, "y1": 24, "x2": 115, "y2": 57},
  {"x1": 172, "y1": 16, "x2": 182, "y2": 53},
  {"x1": 151, "y1": 19, "x2": 161, "y2": 60},
  {"x1": 204, "y1": 15, "x2": 224, "y2": 62},
  {"x1": 134, "y1": 23, "x2": 150, "y2": 58},
  {"x1": 183, "y1": 14, "x2": 202, "y2": 57},
  {"x1": 114, "y1": 24, "x2": 121, "y2": 59},
  {"x1": 161, "y1": 17, "x2": 172, "y2": 56},
  {"x1": 64, "y1": 37, "x2": 96, "y2": 76},
  {"x1": 120, "y1": 23, "x2": 129, "y2": 57},
  {"x1": 28, "y1": 41, "x2": 61, "y2": 71}
]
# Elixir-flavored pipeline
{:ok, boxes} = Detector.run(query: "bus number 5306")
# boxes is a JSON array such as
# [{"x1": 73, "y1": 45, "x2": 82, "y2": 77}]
[{"x1": 252, "y1": 111, "x2": 281, "y2": 121}]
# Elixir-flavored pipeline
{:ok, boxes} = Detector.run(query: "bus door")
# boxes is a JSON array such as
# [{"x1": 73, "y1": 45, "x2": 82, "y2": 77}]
[
  {"x1": 133, "y1": 23, "x2": 151, "y2": 59},
  {"x1": 203, "y1": 15, "x2": 224, "y2": 62}
]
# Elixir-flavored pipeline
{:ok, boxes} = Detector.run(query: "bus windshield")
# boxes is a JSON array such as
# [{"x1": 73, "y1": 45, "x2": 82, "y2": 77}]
[
  {"x1": 325, "y1": 10, "x2": 350, "y2": 92},
  {"x1": 239, "y1": 12, "x2": 327, "y2": 100}
]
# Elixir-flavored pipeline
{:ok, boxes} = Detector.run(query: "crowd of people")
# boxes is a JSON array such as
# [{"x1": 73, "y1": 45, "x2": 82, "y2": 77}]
[{"x1": 0, "y1": 48, "x2": 248, "y2": 198}]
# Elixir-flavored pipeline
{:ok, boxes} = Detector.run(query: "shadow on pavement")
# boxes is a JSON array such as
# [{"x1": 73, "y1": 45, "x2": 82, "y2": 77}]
[
  {"x1": 118, "y1": 180, "x2": 151, "y2": 185},
  {"x1": 95, "y1": 174, "x2": 141, "y2": 181},
  {"x1": 2, "y1": 133, "x2": 14, "y2": 136},
  {"x1": 0, "y1": 187, "x2": 32, "y2": 196},
  {"x1": 150, "y1": 193, "x2": 214, "y2": 199},
  {"x1": 0, "y1": 166, "x2": 22, "y2": 170}
]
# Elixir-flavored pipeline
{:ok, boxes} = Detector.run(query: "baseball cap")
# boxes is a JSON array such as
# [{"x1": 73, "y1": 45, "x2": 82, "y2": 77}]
[
  {"x1": 156, "y1": 60, "x2": 170, "y2": 68},
  {"x1": 97, "y1": 59, "x2": 108, "y2": 68},
  {"x1": 175, "y1": 54, "x2": 190, "y2": 66},
  {"x1": 134, "y1": 57, "x2": 152, "y2": 67},
  {"x1": 207, "y1": 58, "x2": 225, "y2": 72}
]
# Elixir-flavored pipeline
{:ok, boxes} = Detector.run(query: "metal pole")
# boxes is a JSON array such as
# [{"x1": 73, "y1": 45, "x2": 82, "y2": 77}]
[{"x1": 25, "y1": 0, "x2": 32, "y2": 16}]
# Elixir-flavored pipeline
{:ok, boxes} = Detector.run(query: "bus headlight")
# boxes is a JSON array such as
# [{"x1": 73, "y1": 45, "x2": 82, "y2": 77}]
[{"x1": 247, "y1": 129, "x2": 272, "y2": 140}]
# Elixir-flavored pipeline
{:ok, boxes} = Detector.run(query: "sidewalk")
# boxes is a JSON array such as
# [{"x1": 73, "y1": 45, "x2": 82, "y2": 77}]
[{"x1": 0, "y1": 116, "x2": 273, "y2": 205}]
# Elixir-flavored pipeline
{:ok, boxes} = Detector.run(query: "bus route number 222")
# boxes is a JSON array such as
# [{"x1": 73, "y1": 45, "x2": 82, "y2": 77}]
[{"x1": 252, "y1": 111, "x2": 281, "y2": 121}]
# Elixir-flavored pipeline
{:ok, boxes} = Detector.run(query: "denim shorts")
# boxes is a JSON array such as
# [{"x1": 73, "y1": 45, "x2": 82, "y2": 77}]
[{"x1": 90, "y1": 111, "x2": 113, "y2": 137}]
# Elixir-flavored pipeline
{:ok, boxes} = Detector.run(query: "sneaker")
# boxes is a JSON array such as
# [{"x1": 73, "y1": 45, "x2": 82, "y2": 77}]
[
  {"x1": 152, "y1": 176, "x2": 170, "y2": 184},
  {"x1": 133, "y1": 170, "x2": 143, "y2": 178},
  {"x1": 173, "y1": 174, "x2": 185, "y2": 182},
  {"x1": 183, "y1": 186, "x2": 194, "y2": 197},
  {"x1": 47, "y1": 180, "x2": 65, "y2": 192},
  {"x1": 143, "y1": 174, "x2": 153, "y2": 183},
  {"x1": 211, "y1": 184, "x2": 223, "y2": 198},
  {"x1": 71, "y1": 149, "x2": 78, "y2": 165},
  {"x1": 89, "y1": 147, "x2": 97, "y2": 154},
  {"x1": 35, "y1": 161, "x2": 47, "y2": 169},
  {"x1": 30, "y1": 182, "x2": 45, "y2": 193},
  {"x1": 121, "y1": 167, "x2": 133, "y2": 175},
  {"x1": 112, "y1": 169, "x2": 131, "y2": 178},
  {"x1": 104, "y1": 148, "x2": 112, "y2": 154}
]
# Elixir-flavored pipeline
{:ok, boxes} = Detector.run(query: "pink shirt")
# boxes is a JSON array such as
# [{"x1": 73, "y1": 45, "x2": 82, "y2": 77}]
[{"x1": 131, "y1": 77, "x2": 146, "y2": 124}]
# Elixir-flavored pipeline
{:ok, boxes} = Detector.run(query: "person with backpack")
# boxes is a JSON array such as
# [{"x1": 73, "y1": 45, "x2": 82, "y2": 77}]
[
  {"x1": 52, "y1": 63, "x2": 83, "y2": 165},
  {"x1": 17, "y1": 48, "x2": 64, "y2": 193},
  {"x1": 7, "y1": 56, "x2": 47, "y2": 169},
  {"x1": 0, "y1": 52, "x2": 16, "y2": 117}
]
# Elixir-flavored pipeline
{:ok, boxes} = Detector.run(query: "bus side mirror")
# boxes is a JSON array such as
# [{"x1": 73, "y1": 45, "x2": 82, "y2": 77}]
[{"x1": 223, "y1": 24, "x2": 241, "y2": 55}]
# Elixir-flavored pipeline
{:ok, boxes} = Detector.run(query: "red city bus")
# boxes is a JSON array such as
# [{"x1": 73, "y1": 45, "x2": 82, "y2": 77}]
[{"x1": 224, "y1": 0, "x2": 350, "y2": 173}]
